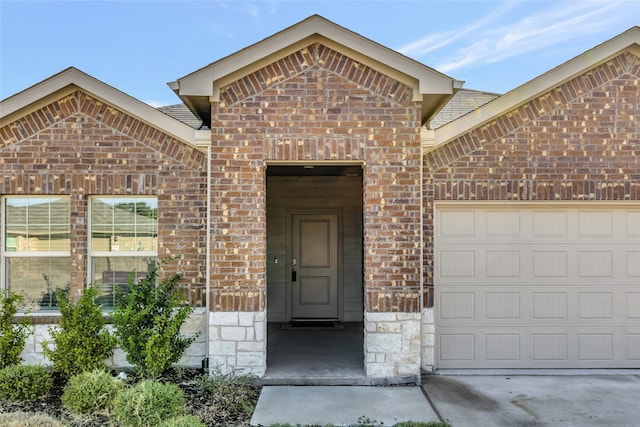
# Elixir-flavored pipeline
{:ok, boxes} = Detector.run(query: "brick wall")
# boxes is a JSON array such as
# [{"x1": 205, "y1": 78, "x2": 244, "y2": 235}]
[
  {"x1": 422, "y1": 51, "x2": 640, "y2": 306},
  {"x1": 0, "y1": 91, "x2": 208, "y2": 305},
  {"x1": 211, "y1": 42, "x2": 423, "y2": 312}
]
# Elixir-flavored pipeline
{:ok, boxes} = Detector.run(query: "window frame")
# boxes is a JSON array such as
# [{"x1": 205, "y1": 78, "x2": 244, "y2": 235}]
[
  {"x1": 87, "y1": 196, "x2": 158, "y2": 309},
  {"x1": 1, "y1": 196, "x2": 71, "y2": 309}
]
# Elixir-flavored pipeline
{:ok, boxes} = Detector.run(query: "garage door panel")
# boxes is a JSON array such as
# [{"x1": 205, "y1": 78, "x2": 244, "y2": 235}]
[
  {"x1": 627, "y1": 252, "x2": 640, "y2": 277},
  {"x1": 437, "y1": 327, "x2": 640, "y2": 368},
  {"x1": 437, "y1": 246, "x2": 639, "y2": 284},
  {"x1": 439, "y1": 292, "x2": 475, "y2": 319},
  {"x1": 485, "y1": 292, "x2": 520, "y2": 319},
  {"x1": 627, "y1": 335, "x2": 640, "y2": 360},
  {"x1": 435, "y1": 204, "x2": 640, "y2": 369},
  {"x1": 437, "y1": 285, "x2": 636, "y2": 325},
  {"x1": 485, "y1": 334, "x2": 521, "y2": 360}
]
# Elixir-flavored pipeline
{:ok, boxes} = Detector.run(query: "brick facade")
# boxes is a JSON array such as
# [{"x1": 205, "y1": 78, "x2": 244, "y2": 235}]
[
  {"x1": 4, "y1": 20, "x2": 637, "y2": 379},
  {"x1": 211, "y1": 42, "x2": 423, "y2": 314},
  {"x1": 422, "y1": 51, "x2": 640, "y2": 307},
  {"x1": 0, "y1": 90, "x2": 208, "y2": 305}
]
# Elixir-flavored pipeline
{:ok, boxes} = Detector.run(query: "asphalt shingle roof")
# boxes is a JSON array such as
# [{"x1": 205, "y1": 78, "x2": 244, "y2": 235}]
[
  {"x1": 430, "y1": 88, "x2": 501, "y2": 129},
  {"x1": 157, "y1": 104, "x2": 204, "y2": 129}
]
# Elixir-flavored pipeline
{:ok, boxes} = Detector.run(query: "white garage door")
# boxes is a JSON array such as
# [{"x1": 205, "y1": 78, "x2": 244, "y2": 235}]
[{"x1": 435, "y1": 203, "x2": 640, "y2": 369}]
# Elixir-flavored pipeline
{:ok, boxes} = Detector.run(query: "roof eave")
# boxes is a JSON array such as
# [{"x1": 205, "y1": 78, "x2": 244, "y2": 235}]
[
  {"x1": 1, "y1": 67, "x2": 198, "y2": 147},
  {"x1": 169, "y1": 15, "x2": 461, "y2": 125}
]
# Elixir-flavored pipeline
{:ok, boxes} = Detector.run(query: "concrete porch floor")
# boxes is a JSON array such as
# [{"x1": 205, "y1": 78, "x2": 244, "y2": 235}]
[{"x1": 263, "y1": 322, "x2": 366, "y2": 385}]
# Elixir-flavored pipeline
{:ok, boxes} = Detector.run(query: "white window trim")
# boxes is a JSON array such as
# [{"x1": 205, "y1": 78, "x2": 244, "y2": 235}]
[
  {"x1": 1, "y1": 196, "x2": 71, "y2": 308},
  {"x1": 86, "y1": 196, "x2": 158, "y2": 288}
]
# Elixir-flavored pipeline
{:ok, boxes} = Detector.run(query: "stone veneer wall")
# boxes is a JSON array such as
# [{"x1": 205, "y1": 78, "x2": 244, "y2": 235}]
[
  {"x1": 364, "y1": 312, "x2": 421, "y2": 381},
  {"x1": 421, "y1": 308, "x2": 435, "y2": 372},
  {"x1": 20, "y1": 309, "x2": 207, "y2": 368},
  {"x1": 208, "y1": 311, "x2": 266, "y2": 376}
]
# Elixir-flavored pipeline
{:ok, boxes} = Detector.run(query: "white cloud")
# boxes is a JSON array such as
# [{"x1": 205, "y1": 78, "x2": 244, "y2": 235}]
[
  {"x1": 400, "y1": 0, "x2": 631, "y2": 74},
  {"x1": 397, "y1": 2, "x2": 515, "y2": 57},
  {"x1": 144, "y1": 100, "x2": 167, "y2": 108}
]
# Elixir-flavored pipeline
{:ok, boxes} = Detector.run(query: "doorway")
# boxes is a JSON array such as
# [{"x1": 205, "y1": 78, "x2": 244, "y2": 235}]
[{"x1": 265, "y1": 165, "x2": 364, "y2": 381}]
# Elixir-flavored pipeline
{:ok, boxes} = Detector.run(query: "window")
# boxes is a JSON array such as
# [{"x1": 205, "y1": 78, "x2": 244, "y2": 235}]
[
  {"x1": 89, "y1": 197, "x2": 158, "y2": 308},
  {"x1": 2, "y1": 197, "x2": 71, "y2": 309}
]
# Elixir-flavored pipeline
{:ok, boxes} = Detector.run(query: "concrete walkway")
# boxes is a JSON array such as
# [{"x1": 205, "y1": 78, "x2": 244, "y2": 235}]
[
  {"x1": 251, "y1": 374, "x2": 640, "y2": 426},
  {"x1": 250, "y1": 385, "x2": 439, "y2": 426}
]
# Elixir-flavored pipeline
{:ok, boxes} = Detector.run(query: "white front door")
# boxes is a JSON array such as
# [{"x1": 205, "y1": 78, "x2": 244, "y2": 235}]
[{"x1": 291, "y1": 213, "x2": 339, "y2": 319}]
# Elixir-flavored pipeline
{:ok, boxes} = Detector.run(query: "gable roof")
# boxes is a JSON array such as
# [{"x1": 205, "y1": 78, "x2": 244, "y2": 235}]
[
  {"x1": 0, "y1": 67, "x2": 198, "y2": 147},
  {"x1": 429, "y1": 89, "x2": 501, "y2": 129},
  {"x1": 158, "y1": 104, "x2": 205, "y2": 129},
  {"x1": 169, "y1": 14, "x2": 463, "y2": 127},
  {"x1": 433, "y1": 26, "x2": 640, "y2": 150}
]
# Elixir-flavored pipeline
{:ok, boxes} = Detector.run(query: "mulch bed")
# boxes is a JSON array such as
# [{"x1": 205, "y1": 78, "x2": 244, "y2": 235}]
[{"x1": 0, "y1": 368, "x2": 259, "y2": 427}]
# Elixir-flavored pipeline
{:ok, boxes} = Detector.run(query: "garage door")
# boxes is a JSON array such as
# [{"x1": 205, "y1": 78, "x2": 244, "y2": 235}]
[{"x1": 435, "y1": 203, "x2": 640, "y2": 369}]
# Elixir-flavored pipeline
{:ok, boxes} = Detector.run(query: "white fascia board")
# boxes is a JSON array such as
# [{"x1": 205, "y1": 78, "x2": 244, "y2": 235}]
[
  {"x1": 1, "y1": 68, "x2": 197, "y2": 147},
  {"x1": 434, "y1": 27, "x2": 640, "y2": 147},
  {"x1": 173, "y1": 15, "x2": 459, "y2": 97}
]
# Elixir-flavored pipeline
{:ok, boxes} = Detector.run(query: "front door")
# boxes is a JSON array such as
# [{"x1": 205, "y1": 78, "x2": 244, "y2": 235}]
[{"x1": 291, "y1": 213, "x2": 339, "y2": 319}]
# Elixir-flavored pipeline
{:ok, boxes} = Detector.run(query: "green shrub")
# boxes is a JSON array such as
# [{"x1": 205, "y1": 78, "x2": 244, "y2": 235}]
[
  {"x1": 61, "y1": 369, "x2": 122, "y2": 414},
  {"x1": 0, "y1": 292, "x2": 33, "y2": 369},
  {"x1": 0, "y1": 411, "x2": 65, "y2": 427},
  {"x1": 158, "y1": 414, "x2": 205, "y2": 427},
  {"x1": 193, "y1": 367, "x2": 259, "y2": 426},
  {"x1": 0, "y1": 364, "x2": 52, "y2": 401},
  {"x1": 112, "y1": 257, "x2": 197, "y2": 378},
  {"x1": 42, "y1": 286, "x2": 116, "y2": 377},
  {"x1": 113, "y1": 380, "x2": 185, "y2": 427}
]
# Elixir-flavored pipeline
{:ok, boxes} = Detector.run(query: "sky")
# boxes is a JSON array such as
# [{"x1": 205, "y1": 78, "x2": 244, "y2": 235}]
[{"x1": 1, "y1": 0, "x2": 638, "y2": 107}]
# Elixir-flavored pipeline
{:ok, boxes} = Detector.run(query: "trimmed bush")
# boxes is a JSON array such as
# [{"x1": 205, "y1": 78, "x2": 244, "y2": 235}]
[
  {"x1": 112, "y1": 257, "x2": 197, "y2": 378},
  {"x1": 158, "y1": 415, "x2": 206, "y2": 427},
  {"x1": 0, "y1": 364, "x2": 52, "y2": 401},
  {"x1": 61, "y1": 369, "x2": 122, "y2": 414},
  {"x1": 113, "y1": 380, "x2": 185, "y2": 427},
  {"x1": 0, "y1": 292, "x2": 32, "y2": 369},
  {"x1": 43, "y1": 286, "x2": 116, "y2": 377}
]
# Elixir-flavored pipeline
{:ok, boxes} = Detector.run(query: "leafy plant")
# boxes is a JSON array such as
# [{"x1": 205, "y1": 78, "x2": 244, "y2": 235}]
[
  {"x1": 112, "y1": 257, "x2": 197, "y2": 378},
  {"x1": 61, "y1": 369, "x2": 122, "y2": 414},
  {"x1": 0, "y1": 292, "x2": 33, "y2": 369},
  {"x1": 113, "y1": 380, "x2": 185, "y2": 427},
  {"x1": 42, "y1": 286, "x2": 117, "y2": 377},
  {"x1": 0, "y1": 364, "x2": 52, "y2": 401},
  {"x1": 194, "y1": 367, "x2": 259, "y2": 426},
  {"x1": 356, "y1": 416, "x2": 383, "y2": 427}
]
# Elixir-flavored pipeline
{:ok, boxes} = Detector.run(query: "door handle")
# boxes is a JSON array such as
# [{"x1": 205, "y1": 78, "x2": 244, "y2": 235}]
[{"x1": 292, "y1": 268, "x2": 297, "y2": 282}]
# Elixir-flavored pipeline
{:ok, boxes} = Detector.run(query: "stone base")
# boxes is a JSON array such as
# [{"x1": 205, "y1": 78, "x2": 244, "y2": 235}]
[
  {"x1": 421, "y1": 308, "x2": 435, "y2": 372},
  {"x1": 19, "y1": 308, "x2": 207, "y2": 369},
  {"x1": 208, "y1": 310, "x2": 266, "y2": 376},
  {"x1": 364, "y1": 312, "x2": 421, "y2": 381}
]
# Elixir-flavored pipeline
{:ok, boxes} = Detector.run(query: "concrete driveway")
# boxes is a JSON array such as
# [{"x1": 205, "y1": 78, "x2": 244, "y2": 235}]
[{"x1": 422, "y1": 374, "x2": 640, "y2": 427}]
